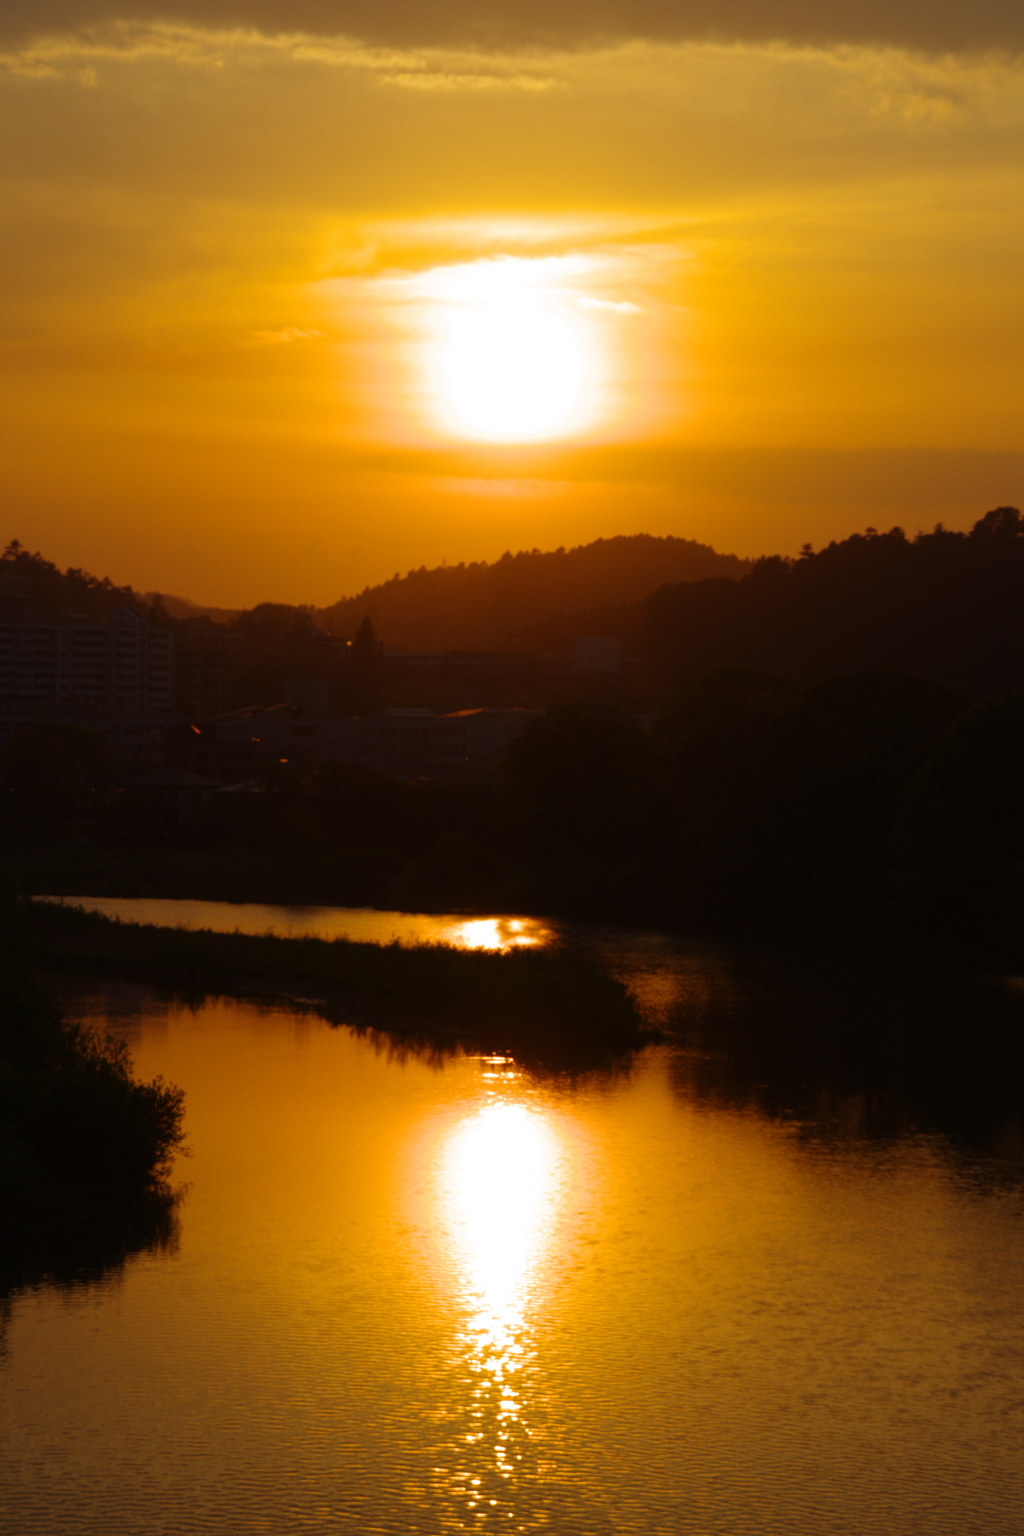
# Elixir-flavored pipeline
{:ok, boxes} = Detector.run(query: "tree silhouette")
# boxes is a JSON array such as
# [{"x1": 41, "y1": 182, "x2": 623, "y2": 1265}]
[{"x1": 497, "y1": 703, "x2": 667, "y2": 859}]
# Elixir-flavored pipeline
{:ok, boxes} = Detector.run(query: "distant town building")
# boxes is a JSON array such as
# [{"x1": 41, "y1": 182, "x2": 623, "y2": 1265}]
[
  {"x1": 0, "y1": 608, "x2": 176, "y2": 768},
  {"x1": 118, "y1": 766, "x2": 219, "y2": 831},
  {"x1": 284, "y1": 677, "x2": 332, "y2": 713},
  {"x1": 175, "y1": 618, "x2": 227, "y2": 718},
  {"x1": 173, "y1": 704, "x2": 542, "y2": 782},
  {"x1": 351, "y1": 708, "x2": 542, "y2": 778},
  {"x1": 0, "y1": 608, "x2": 174, "y2": 712},
  {"x1": 383, "y1": 649, "x2": 568, "y2": 681},
  {"x1": 573, "y1": 636, "x2": 624, "y2": 674}
]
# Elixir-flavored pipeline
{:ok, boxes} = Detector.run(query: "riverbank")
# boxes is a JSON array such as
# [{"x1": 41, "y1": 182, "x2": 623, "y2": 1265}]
[
  {"x1": 26, "y1": 899, "x2": 648, "y2": 1063},
  {"x1": 0, "y1": 915, "x2": 185, "y2": 1264}
]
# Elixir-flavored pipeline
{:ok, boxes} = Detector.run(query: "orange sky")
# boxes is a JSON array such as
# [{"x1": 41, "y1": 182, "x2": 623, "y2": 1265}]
[{"x1": 2, "y1": 5, "x2": 1024, "y2": 604}]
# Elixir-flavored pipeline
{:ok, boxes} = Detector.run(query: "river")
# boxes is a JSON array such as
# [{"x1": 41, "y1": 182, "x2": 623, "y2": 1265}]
[{"x1": 2, "y1": 898, "x2": 1023, "y2": 1533}]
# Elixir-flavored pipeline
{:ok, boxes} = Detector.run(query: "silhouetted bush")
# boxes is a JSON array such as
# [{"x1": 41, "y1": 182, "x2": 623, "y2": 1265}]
[
  {"x1": 0, "y1": 899, "x2": 184, "y2": 1240},
  {"x1": 659, "y1": 665, "x2": 805, "y2": 740},
  {"x1": 497, "y1": 703, "x2": 668, "y2": 859},
  {"x1": 666, "y1": 670, "x2": 970, "y2": 929},
  {"x1": 891, "y1": 693, "x2": 1024, "y2": 951}
]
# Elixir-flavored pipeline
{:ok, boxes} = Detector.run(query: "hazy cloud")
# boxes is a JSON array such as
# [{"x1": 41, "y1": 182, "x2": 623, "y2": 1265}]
[
  {"x1": 3, "y1": 0, "x2": 1024, "y2": 53},
  {"x1": 250, "y1": 326, "x2": 327, "y2": 343}
]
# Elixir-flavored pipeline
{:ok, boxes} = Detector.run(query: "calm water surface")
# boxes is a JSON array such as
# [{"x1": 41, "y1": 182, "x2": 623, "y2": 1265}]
[{"x1": 3, "y1": 903, "x2": 1024, "y2": 1534}]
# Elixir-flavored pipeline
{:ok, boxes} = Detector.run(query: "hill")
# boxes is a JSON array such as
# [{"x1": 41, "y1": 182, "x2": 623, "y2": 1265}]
[
  {"x1": 0, "y1": 540, "x2": 150, "y2": 622},
  {"x1": 645, "y1": 508, "x2": 1024, "y2": 696},
  {"x1": 142, "y1": 593, "x2": 241, "y2": 626},
  {"x1": 314, "y1": 535, "x2": 751, "y2": 651}
]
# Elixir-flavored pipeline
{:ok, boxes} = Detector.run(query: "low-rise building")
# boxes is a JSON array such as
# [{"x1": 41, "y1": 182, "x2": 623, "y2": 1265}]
[
  {"x1": 174, "y1": 704, "x2": 542, "y2": 782},
  {"x1": 573, "y1": 636, "x2": 625, "y2": 674},
  {"x1": 352, "y1": 708, "x2": 542, "y2": 778}
]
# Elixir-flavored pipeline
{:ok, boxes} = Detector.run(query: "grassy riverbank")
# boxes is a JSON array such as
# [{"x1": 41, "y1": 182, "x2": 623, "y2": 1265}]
[
  {"x1": 26, "y1": 899, "x2": 647, "y2": 1056},
  {"x1": 0, "y1": 911, "x2": 185, "y2": 1263}
]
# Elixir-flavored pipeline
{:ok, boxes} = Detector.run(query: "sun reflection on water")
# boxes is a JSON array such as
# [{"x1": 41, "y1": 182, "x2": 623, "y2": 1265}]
[
  {"x1": 435, "y1": 1062, "x2": 562, "y2": 1528},
  {"x1": 450, "y1": 918, "x2": 547, "y2": 951}
]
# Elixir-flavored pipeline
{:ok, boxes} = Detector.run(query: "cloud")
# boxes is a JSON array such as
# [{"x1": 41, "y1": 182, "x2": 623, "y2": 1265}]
[
  {"x1": 3, "y1": 0, "x2": 1024, "y2": 54},
  {"x1": 0, "y1": 22, "x2": 559, "y2": 91},
  {"x1": 250, "y1": 326, "x2": 327, "y2": 343},
  {"x1": 4, "y1": 25, "x2": 1024, "y2": 179}
]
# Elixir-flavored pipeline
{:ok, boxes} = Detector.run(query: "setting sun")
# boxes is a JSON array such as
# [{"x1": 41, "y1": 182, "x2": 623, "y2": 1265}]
[{"x1": 418, "y1": 257, "x2": 603, "y2": 443}]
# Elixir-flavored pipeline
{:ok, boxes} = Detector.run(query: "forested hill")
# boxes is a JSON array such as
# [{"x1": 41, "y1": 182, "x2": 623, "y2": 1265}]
[
  {"x1": 315, "y1": 535, "x2": 751, "y2": 651},
  {"x1": 645, "y1": 508, "x2": 1024, "y2": 696},
  {"x1": 0, "y1": 541, "x2": 150, "y2": 621}
]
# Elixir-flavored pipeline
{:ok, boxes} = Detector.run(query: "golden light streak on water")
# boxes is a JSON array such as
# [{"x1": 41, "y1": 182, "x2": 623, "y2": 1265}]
[{"x1": 435, "y1": 1064, "x2": 563, "y2": 1527}]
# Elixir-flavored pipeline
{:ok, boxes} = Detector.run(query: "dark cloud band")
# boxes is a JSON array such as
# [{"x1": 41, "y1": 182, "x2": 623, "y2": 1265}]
[{"x1": 4, "y1": 0, "x2": 1024, "y2": 52}]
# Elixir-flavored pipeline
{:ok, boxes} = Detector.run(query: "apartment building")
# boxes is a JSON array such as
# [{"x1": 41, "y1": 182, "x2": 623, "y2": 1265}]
[{"x1": 0, "y1": 608, "x2": 174, "y2": 713}]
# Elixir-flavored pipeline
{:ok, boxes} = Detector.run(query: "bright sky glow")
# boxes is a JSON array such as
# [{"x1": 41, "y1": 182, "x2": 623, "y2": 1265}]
[
  {"x1": 418, "y1": 257, "x2": 604, "y2": 443},
  {"x1": 5, "y1": 24, "x2": 1024, "y2": 600}
]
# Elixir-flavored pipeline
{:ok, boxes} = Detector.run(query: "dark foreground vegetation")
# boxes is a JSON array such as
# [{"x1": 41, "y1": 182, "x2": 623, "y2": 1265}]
[
  {"x1": 26, "y1": 900, "x2": 647, "y2": 1062},
  {"x1": 0, "y1": 899, "x2": 185, "y2": 1284}
]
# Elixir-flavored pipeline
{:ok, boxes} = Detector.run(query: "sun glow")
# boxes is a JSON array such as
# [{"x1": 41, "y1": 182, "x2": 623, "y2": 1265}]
[{"x1": 420, "y1": 256, "x2": 604, "y2": 443}]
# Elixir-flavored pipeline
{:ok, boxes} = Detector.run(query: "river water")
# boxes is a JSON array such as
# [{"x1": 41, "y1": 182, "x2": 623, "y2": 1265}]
[{"x1": 3, "y1": 899, "x2": 1024, "y2": 1534}]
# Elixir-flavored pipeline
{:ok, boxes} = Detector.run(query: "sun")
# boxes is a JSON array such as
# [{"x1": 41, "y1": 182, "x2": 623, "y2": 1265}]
[{"x1": 419, "y1": 256, "x2": 602, "y2": 443}]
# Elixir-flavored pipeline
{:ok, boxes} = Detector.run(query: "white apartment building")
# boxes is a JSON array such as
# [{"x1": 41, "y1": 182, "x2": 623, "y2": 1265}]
[{"x1": 0, "y1": 608, "x2": 174, "y2": 713}]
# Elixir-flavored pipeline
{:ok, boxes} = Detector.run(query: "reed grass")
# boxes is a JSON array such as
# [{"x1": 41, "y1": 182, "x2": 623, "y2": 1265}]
[{"x1": 27, "y1": 899, "x2": 646, "y2": 1051}]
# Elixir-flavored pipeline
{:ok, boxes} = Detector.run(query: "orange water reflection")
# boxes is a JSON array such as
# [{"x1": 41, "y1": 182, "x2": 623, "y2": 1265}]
[
  {"x1": 37, "y1": 896, "x2": 555, "y2": 952},
  {"x1": 448, "y1": 918, "x2": 544, "y2": 951},
  {"x1": 434, "y1": 1058, "x2": 563, "y2": 1527}
]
